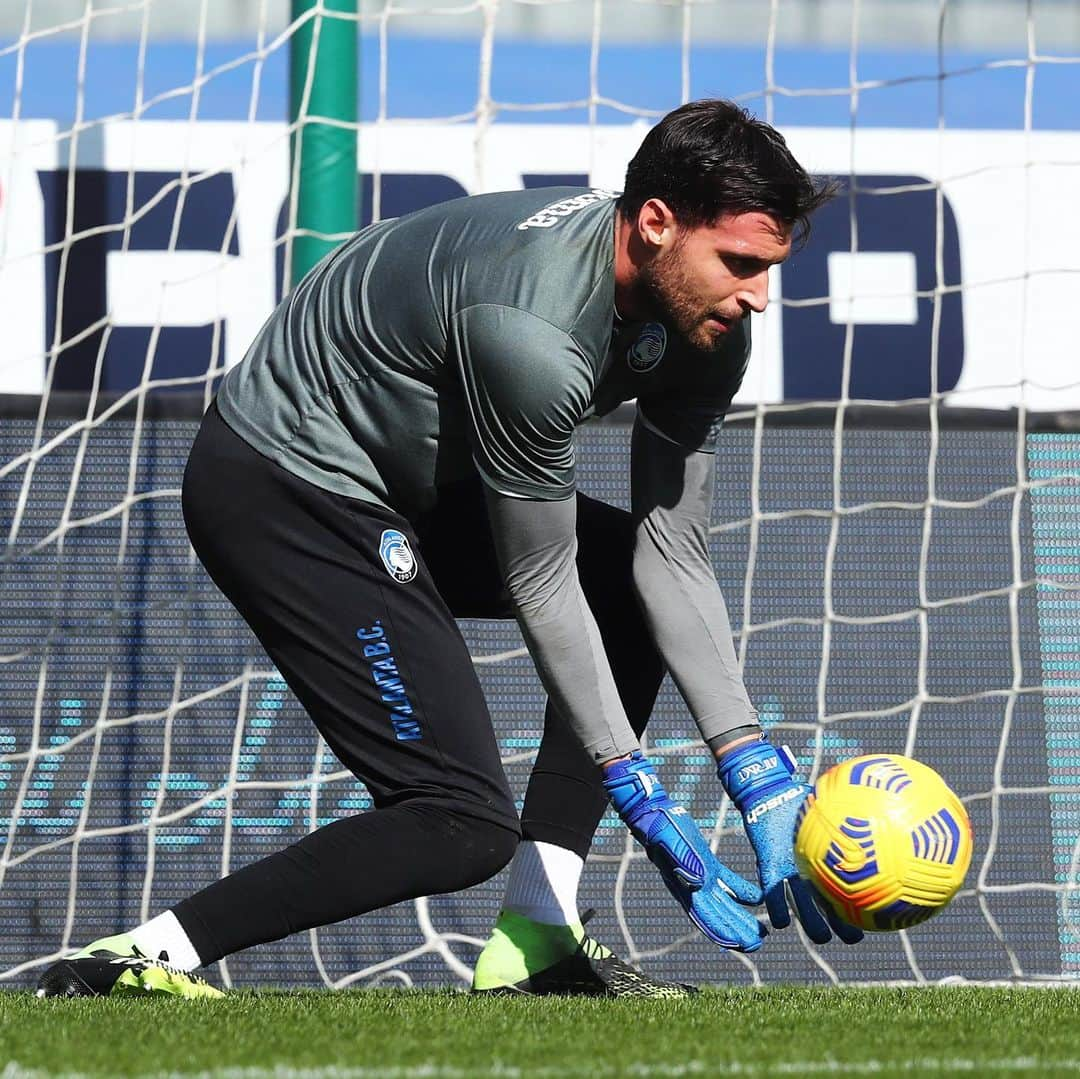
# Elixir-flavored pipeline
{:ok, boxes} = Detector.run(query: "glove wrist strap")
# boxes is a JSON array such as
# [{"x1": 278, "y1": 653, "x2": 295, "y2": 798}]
[
  {"x1": 602, "y1": 751, "x2": 670, "y2": 824},
  {"x1": 717, "y1": 737, "x2": 798, "y2": 813}
]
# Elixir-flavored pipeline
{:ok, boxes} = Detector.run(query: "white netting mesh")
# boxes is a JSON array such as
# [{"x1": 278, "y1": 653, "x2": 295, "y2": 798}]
[{"x1": 1, "y1": 0, "x2": 1080, "y2": 989}]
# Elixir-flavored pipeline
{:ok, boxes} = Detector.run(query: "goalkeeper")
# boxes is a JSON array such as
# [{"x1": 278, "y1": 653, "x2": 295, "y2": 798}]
[{"x1": 37, "y1": 99, "x2": 860, "y2": 1002}]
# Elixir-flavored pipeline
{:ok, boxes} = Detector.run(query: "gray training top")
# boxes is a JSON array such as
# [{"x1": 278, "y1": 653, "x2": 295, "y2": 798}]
[{"x1": 218, "y1": 187, "x2": 760, "y2": 762}]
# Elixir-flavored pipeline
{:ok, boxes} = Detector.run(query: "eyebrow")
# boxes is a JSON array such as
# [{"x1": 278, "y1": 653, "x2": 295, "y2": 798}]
[
  {"x1": 718, "y1": 226, "x2": 793, "y2": 256},
  {"x1": 722, "y1": 249, "x2": 788, "y2": 267}
]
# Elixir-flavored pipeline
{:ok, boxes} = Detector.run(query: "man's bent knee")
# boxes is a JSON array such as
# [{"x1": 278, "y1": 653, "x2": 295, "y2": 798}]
[
  {"x1": 452, "y1": 813, "x2": 519, "y2": 890},
  {"x1": 469, "y1": 817, "x2": 519, "y2": 884},
  {"x1": 405, "y1": 802, "x2": 519, "y2": 893}
]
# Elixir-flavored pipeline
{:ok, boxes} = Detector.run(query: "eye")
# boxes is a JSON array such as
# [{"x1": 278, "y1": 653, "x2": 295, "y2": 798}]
[{"x1": 724, "y1": 255, "x2": 761, "y2": 277}]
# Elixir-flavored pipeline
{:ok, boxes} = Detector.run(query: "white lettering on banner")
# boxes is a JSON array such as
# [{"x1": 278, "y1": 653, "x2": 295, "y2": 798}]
[
  {"x1": 2, "y1": 121, "x2": 1078, "y2": 409},
  {"x1": 100, "y1": 122, "x2": 288, "y2": 376},
  {"x1": 827, "y1": 251, "x2": 919, "y2": 325},
  {"x1": 108, "y1": 251, "x2": 246, "y2": 330},
  {"x1": 771, "y1": 126, "x2": 1080, "y2": 412},
  {"x1": 0, "y1": 121, "x2": 56, "y2": 395}
]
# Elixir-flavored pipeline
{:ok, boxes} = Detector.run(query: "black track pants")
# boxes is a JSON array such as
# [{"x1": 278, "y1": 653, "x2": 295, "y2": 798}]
[{"x1": 176, "y1": 404, "x2": 520, "y2": 963}]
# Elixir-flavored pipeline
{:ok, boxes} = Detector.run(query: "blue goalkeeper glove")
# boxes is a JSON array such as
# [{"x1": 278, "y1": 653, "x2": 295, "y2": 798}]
[
  {"x1": 603, "y1": 752, "x2": 767, "y2": 952},
  {"x1": 718, "y1": 737, "x2": 864, "y2": 945}
]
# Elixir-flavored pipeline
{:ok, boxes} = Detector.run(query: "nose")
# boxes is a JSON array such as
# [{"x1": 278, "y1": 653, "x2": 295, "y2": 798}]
[{"x1": 737, "y1": 269, "x2": 770, "y2": 315}]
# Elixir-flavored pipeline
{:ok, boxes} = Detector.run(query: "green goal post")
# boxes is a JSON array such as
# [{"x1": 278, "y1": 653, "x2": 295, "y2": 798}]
[{"x1": 288, "y1": 0, "x2": 359, "y2": 287}]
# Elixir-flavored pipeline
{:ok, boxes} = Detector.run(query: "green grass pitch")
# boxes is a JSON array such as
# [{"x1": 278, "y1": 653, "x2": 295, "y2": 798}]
[{"x1": 3, "y1": 987, "x2": 1080, "y2": 1077}]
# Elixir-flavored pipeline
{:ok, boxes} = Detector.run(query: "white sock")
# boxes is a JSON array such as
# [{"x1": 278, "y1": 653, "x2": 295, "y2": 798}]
[
  {"x1": 502, "y1": 840, "x2": 584, "y2": 926},
  {"x1": 129, "y1": 911, "x2": 203, "y2": 972}
]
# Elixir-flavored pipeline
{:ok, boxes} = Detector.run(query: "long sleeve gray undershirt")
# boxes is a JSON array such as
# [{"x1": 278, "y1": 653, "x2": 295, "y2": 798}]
[
  {"x1": 630, "y1": 415, "x2": 759, "y2": 744},
  {"x1": 484, "y1": 491, "x2": 639, "y2": 764},
  {"x1": 483, "y1": 413, "x2": 758, "y2": 767}
]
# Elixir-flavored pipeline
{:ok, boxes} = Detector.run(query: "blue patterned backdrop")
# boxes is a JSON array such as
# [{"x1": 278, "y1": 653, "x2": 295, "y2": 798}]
[{"x1": 0, "y1": 405, "x2": 1075, "y2": 988}]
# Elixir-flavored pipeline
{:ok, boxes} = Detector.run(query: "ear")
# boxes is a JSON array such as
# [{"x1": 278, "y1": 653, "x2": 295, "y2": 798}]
[{"x1": 637, "y1": 198, "x2": 678, "y2": 250}]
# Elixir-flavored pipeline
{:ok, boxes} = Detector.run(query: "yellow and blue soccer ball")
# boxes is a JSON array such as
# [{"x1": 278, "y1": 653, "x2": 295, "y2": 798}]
[{"x1": 794, "y1": 754, "x2": 973, "y2": 932}]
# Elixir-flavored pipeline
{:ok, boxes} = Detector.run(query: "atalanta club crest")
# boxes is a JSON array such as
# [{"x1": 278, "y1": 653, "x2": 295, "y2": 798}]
[
  {"x1": 627, "y1": 322, "x2": 667, "y2": 373},
  {"x1": 379, "y1": 529, "x2": 418, "y2": 583}
]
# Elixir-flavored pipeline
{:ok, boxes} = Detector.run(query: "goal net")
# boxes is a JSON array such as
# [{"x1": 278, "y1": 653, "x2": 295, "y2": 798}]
[{"x1": 2, "y1": 0, "x2": 1079, "y2": 990}]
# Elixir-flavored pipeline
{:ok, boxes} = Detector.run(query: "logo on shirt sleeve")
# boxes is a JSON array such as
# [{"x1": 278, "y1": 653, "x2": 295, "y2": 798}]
[
  {"x1": 379, "y1": 529, "x2": 418, "y2": 583},
  {"x1": 627, "y1": 322, "x2": 667, "y2": 372}
]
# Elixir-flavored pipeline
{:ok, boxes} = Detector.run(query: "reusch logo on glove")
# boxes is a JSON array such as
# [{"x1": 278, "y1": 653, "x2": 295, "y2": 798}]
[{"x1": 745, "y1": 785, "x2": 804, "y2": 824}]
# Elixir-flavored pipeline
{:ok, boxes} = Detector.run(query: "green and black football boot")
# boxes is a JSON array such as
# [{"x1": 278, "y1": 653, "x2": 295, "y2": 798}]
[
  {"x1": 471, "y1": 909, "x2": 697, "y2": 998},
  {"x1": 36, "y1": 935, "x2": 223, "y2": 999}
]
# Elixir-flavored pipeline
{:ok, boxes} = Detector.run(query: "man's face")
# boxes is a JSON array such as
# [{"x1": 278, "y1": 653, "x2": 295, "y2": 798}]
[{"x1": 637, "y1": 206, "x2": 792, "y2": 352}]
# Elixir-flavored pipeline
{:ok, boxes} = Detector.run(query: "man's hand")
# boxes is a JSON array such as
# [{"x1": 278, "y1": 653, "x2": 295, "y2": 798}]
[
  {"x1": 603, "y1": 752, "x2": 767, "y2": 952},
  {"x1": 717, "y1": 738, "x2": 863, "y2": 945}
]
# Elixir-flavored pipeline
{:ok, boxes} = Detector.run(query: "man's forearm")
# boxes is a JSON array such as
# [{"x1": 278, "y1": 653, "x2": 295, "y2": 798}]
[
  {"x1": 632, "y1": 513, "x2": 759, "y2": 744},
  {"x1": 485, "y1": 489, "x2": 640, "y2": 765},
  {"x1": 630, "y1": 418, "x2": 759, "y2": 746}
]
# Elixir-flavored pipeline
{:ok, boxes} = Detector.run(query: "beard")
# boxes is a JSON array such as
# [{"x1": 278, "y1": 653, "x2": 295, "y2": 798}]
[{"x1": 636, "y1": 242, "x2": 736, "y2": 352}]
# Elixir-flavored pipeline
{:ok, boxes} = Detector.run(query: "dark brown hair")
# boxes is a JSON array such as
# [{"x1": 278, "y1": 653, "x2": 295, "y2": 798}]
[{"x1": 619, "y1": 99, "x2": 836, "y2": 246}]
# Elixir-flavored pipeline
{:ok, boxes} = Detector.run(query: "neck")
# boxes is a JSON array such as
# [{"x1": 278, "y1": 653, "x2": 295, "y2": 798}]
[{"x1": 612, "y1": 212, "x2": 649, "y2": 322}]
